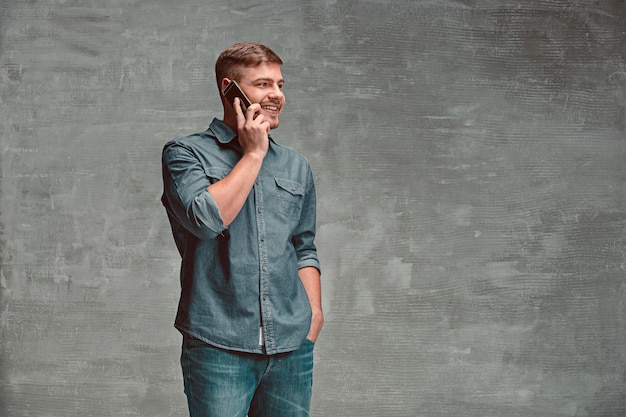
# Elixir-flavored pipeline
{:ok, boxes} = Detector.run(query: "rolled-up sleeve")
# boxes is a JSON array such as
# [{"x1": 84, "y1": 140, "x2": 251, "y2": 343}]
[
  {"x1": 162, "y1": 141, "x2": 226, "y2": 240},
  {"x1": 292, "y1": 164, "x2": 321, "y2": 273}
]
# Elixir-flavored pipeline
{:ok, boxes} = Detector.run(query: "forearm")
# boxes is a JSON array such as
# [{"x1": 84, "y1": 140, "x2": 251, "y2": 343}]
[
  {"x1": 298, "y1": 266, "x2": 323, "y2": 342},
  {"x1": 206, "y1": 152, "x2": 263, "y2": 226}
]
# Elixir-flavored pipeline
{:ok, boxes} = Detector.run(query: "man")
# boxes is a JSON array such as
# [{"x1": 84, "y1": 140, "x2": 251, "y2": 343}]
[{"x1": 161, "y1": 42, "x2": 323, "y2": 417}]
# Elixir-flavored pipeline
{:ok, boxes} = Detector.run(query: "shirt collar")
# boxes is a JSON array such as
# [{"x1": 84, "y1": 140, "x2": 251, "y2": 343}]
[{"x1": 208, "y1": 118, "x2": 237, "y2": 144}]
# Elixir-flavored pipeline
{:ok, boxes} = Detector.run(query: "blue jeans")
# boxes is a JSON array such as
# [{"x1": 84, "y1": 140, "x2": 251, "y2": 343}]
[{"x1": 181, "y1": 335, "x2": 315, "y2": 417}]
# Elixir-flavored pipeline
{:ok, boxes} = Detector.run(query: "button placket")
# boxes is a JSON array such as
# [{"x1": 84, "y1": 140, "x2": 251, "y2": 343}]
[{"x1": 254, "y1": 176, "x2": 274, "y2": 351}]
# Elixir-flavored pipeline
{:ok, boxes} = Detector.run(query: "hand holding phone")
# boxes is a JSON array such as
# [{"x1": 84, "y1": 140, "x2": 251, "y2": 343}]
[{"x1": 223, "y1": 80, "x2": 269, "y2": 156}]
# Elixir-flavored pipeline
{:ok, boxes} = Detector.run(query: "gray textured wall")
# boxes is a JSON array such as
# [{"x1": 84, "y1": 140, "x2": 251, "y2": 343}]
[{"x1": 1, "y1": 1, "x2": 624, "y2": 416}]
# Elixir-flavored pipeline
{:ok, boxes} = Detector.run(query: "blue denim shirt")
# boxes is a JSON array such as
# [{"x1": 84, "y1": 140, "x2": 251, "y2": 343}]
[{"x1": 161, "y1": 119, "x2": 320, "y2": 355}]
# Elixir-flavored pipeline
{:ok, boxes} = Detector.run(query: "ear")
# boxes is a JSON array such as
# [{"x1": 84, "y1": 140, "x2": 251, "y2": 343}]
[{"x1": 220, "y1": 78, "x2": 232, "y2": 95}]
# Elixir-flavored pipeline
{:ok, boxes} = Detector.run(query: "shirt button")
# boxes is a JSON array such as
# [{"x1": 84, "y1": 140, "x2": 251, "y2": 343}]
[{"x1": 262, "y1": 265, "x2": 268, "y2": 271}]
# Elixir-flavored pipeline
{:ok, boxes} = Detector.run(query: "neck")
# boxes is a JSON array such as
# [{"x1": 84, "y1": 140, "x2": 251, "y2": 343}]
[{"x1": 223, "y1": 114, "x2": 237, "y2": 133}]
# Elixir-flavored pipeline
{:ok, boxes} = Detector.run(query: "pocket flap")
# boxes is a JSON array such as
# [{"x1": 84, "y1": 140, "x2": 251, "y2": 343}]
[{"x1": 275, "y1": 177, "x2": 304, "y2": 196}]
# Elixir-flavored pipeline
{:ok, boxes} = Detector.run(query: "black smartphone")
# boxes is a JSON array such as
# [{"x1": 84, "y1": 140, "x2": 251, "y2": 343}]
[{"x1": 222, "y1": 80, "x2": 251, "y2": 112}]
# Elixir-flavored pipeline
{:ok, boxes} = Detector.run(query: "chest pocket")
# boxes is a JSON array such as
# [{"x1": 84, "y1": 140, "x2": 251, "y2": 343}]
[{"x1": 275, "y1": 177, "x2": 304, "y2": 220}]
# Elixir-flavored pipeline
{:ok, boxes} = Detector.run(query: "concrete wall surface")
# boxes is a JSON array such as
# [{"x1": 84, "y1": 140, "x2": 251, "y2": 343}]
[{"x1": 1, "y1": 1, "x2": 624, "y2": 416}]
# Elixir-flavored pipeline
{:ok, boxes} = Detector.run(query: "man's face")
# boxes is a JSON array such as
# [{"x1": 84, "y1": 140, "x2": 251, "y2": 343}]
[{"x1": 225, "y1": 62, "x2": 285, "y2": 130}]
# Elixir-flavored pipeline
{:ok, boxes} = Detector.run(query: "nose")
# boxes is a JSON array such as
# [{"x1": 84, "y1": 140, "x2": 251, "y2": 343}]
[{"x1": 268, "y1": 84, "x2": 284, "y2": 100}]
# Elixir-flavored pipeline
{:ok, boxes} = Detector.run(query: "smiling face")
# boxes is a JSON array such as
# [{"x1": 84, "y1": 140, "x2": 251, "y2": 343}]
[{"x1": 221, "y1": 62, "x2": 285, "y2": 131}]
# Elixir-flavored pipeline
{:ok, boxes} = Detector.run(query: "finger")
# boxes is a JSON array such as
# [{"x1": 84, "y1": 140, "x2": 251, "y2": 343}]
[
  {"x1": 254, "y1": 114, "x2": 270, "y2": 133},
  {"x1": 246, "y1": 103, "x2": 262, "y2": 120},
  {"x1": 234, "y1": 98, "x2": 247, "y2": 128},
  {"x1": 252, "y1": 112, "x2": 264, "y2": 124}
]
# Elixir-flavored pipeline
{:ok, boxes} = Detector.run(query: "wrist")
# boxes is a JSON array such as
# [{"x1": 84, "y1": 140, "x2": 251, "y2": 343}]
[
  {"x1": 311, "y1": 307, "x2": 324, "y2": 325},
  {"x1": 241, "y1": 149, "x2": 266, "y2": 163}
]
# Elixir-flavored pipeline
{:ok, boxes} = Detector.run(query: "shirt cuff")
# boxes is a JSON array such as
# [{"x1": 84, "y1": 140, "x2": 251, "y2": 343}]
[
  {"x1": 297, "y1": 258, "x2": 321, "y2": 274},
  {"x1": 192, "y1": 190, "x2": 227, "y2": 237}
]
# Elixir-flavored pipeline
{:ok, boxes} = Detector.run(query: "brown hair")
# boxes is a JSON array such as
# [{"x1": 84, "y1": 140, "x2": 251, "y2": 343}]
[{"x1": 215, "y1": 42, "x2": 283, "y2": 91}]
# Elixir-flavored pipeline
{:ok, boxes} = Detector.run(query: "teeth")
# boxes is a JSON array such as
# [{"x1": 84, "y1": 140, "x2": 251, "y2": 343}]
[{"x1": 262, "y1": 106, "x2": 278, "y2": 111}]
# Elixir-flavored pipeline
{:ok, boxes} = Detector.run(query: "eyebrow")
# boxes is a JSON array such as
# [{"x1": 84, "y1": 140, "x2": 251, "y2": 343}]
[{"x1": 253, "y1": 77, "x2": 285, "y2": 84}]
